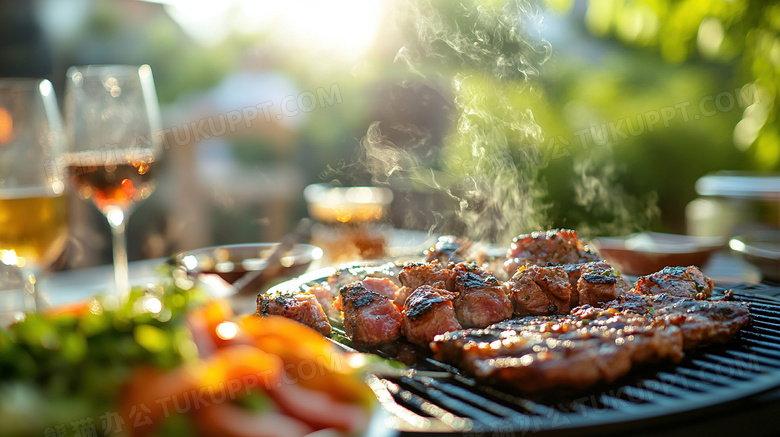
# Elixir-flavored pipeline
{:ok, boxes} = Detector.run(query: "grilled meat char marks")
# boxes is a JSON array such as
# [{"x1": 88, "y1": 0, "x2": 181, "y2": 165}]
[
  {"x1": 257, "y1": 291, "x2": 332, "y2": 336},
  {"x1": 601, "y1": 292, "x2": 750, "y2": 349},
  {"x1": 431, "y1": 312, "x2": 683, "y2": 393},
  {"x1": 453, "y1": 268, "x2": 514, "y2": 328},
  {"x1": 401, "y1": 285, "x2": 462, "y2": 346},
  {"x1": 339, "y1": 282, "x2": 403, "y2": 347},
  {"x1": 633, "y1": 266, "x2": 714, "y2": 300},
  {"x1": 577, "y1": 261, "x2": 633, "y2": 307},
  {"x1": 506, "y1": 265, "x2": 571, "y2": 316},
  {"x1": 504, "y1": 229, "x2": 600, "y2": 276}
]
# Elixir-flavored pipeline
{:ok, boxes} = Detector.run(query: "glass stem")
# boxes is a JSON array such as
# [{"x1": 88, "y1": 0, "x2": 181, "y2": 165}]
[{"x1": 106, "y1": 206, "x2": 130, "y2": 300}]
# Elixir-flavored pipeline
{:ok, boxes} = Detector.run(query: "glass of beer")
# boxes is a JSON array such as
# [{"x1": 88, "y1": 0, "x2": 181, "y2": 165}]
[
  {"x1": 0, "y1": 78, "x2": 68, "y2": 308},
  {"x1": 64, "y1": 65, "x2": 162, "y2": 300}
]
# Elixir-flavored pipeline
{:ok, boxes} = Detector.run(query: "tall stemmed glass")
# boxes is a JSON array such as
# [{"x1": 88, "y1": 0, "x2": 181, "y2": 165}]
[
  {"x1": 64, "y1": 65, "x2": 161, "y2": 300},
  {"x1": 0, "y1": 78, "x2": 68, "y2": 309}
]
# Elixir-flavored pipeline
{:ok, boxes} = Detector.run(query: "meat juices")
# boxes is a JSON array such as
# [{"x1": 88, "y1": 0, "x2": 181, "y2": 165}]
[
  {"x1": 504, "y1": 229, "x2": 600, "y2": 276},
  {"x1": 451, "y1": 266, "x2": 513, "y2": 328},
  {"x1": 600, "y1": 292, "x2": 751, "y2": 349},
  {"x1": 633, "y1": 266, "x2": 714, "y2": 300},
  {"x1": 576, "y1": 261, "x2": 633, "y2": 307},
  {"x1": 401, "y1": 285, "x2": 462, "y2": 346},
  {"x1": 505, "y1": 265, "x2": 572, "y2": 316},
  {"x1": 257, "y1": 291, "x2": 333, "y2": 337},
  {"x1": 431, "y1": 311, "x2": 683, "y2": 393},
  {"x1": 339, "y1": 282, "x2": 403, "y2": 347}
]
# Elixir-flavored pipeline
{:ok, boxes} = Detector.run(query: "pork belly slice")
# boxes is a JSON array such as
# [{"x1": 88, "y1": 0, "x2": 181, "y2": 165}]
[
  {"x1": 600, "y1": 292, "x2": 750, "y2": 349},
  {"x1": 633, "y1": 266, "x2": 714, "y2": 300},
  {"x1": 576, "y1": 261, "x2": 633, "y2": 307},
  {"x1": 504, "y1": 229, "x2": 600, "y2": 276},
  {"x1": 257, "y1": 291, "x2": 332, "y2": 336},
  {"x1": 451, "y1": 265, "x2": 513, "y2": 328},
  {"x1": 339, "y1": 282, "x2": 403, "y2": 347},
  {"x1": 431, "y1": 314, "x2": 683, "y2": 393},
  {"x1": 401, "y1": 285, "x2": 462, "y2": 347},
  {"x1": 505, "y1": 265, "x2": 572, "y2": 316}
]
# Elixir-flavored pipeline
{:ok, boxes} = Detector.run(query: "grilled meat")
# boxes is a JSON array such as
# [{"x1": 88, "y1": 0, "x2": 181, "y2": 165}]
[
  {"x1": 633, "y1": 266, "x2": 713, "y2": 300},
  {"x1": 257, "y1": 291, "x2": 332, "y2": 336},
  {"x1": 398, "y1": 261, "x2": 455, "y2": 291},
  {"x1": 600, "y1": 292, "x2": 750, "y2": 349},
  {"x1": 504, "y1": 229, "x2": 600, "y2": 276},
  {"x1": 425, "y1": 235, "x2": 472, "y2": 264},
  {"x1": 305, "y1": 283, "x2": 339, "y2": 320},
  {"x1": 505, "y1": 265, "x2": 571, "y2": 316},
  {"x1": 576, "y1": 261, "x2": 633, "y2": 307},
  {"x1": 339, "y1": 282, "x2": 403, "y2": 347},
  {"x1": 401, "y1": 285, "x2": 462, "y2": 346},
  {"x1": 361, "y1": 277, "x2": 400, "y2": 302},
  {"x1": 431, "y1": 312, "x2": 683, "y2": 393},
  {"x1": 563, "y1": 263, "x2": 585, "y2": 307},
  {"x1": 451, "y1": 264, "x2": 513, "y2": 328}
]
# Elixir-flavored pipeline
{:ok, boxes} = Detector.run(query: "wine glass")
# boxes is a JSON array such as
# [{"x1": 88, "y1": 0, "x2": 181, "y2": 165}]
[
  {"x1": 0, "y1": 78, "x2": 68, "y2": 310},
  {"x1": 64, "y1": 65, "x2": 162, "y2": 300}
]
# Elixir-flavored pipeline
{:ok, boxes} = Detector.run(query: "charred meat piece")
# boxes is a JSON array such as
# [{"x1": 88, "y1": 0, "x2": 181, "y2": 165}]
[
  {"x1": 451, "y1": 264, "x2": 513, "y2": 328},
  {"x1": 563, "y1": 263, "x2": 585, "y2": 307},
  {"x1": 339, "y1": 282, "x2": 403, "y2": 347},
  {"x1": 431, "y1": 313, "x2": 682, "y2": 393},
  {"x1": 633, "y1": 266, "x2": 714, "y2": 300},
  {"x1": 504, "y1": 229, "x2": 600, "y2": 275},
  {"x1": 425, "y1": 236, "x2": 472, "y2": 264},
  {"x1": 257, "y1": 291, "x2": 332, "y2": 336},
  {"x1": 398, "y1": 261, "x2": 455, "y2": 291},
  {"x1": 361, "y1": 277, "x2": 400, "y2": 301},
  {"x1": 401, "y1": 285, "x2": 462, "y2": 346},
  {"x1": 600, "y1": 292, "x2": 750, "y2": 349},
  {"x1": 505, "y1": 265, "x2": 571, "y2": 316},
  {"x1": 576, "y1": 261, "x2": 633, "y2": 307}
]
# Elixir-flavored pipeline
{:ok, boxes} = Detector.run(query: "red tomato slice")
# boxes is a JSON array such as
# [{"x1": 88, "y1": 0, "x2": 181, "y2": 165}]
[
  {"x1": 193, "y1": 401, "x2": 313, "y2": 437},
  {"x1": 269, "y1": 381, "x2": 370, "y2": 433}
]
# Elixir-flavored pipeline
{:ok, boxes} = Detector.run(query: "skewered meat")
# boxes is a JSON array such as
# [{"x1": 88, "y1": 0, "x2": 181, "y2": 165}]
[
  {"x1": 576, "y1": 261, "x2": 633, "y2": 307},
  {"x1": 505, "y1": 265, "x2": 571, "y2": 316},
  {"x1": 633, "y1": 266, "x2": 713, "y2": 300},
  {"x1": 451, "y1": 264, "x2": 513, "y2": 328},
  {"x1": 339, "y1": 282, "x2": 403, "y2": 347},
  {"x1": 599, "y1": 292, "x2": 750, "y2": 349},
  {"x1": 401, "y1": 285, "x2": 462, "y2": 346},
  {"x1": 257, "y1": 291, "x2": 332, "y2": 337},
  {"x1": 425, "y1": 235, "x2": 472, "y2": 264},
  {"x1": 504, "y1": 229, "x2": 600, "y2": 275},
  {"x1": 431, "y1": 312, "x2": 683, "y2": 393}
]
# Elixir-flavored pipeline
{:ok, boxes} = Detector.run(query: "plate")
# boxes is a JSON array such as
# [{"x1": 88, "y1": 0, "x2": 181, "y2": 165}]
[
  {"x1": 592, "y1": 232, "x2": 724, "y2": 276},
  {"x1": 730, "y1": 230, "x2": 780, "y2": 282}
]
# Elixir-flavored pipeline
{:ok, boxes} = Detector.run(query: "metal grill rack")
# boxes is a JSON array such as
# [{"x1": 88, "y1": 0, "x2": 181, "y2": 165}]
[{"x1": 335, "y1": 286, "x2": 780, "y2": 435}]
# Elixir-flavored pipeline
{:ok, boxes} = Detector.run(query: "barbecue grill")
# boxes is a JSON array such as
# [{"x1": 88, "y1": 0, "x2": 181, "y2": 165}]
[{"x1": 270, "y1": 273, "x2": 780, "y2": 436}]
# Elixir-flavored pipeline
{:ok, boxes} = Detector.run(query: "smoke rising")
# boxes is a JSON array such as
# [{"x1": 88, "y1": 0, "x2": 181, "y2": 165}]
[{"x1": 353, "y1": 0, "x2": 659, "y2": 242}]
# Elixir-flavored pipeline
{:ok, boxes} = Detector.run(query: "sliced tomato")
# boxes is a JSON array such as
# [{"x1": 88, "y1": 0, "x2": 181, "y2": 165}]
[
  {"x1": 269, "y1": 381, "x2": 370, "y2": 433},
  {"x1": 192, "y1": 401, "x2": 313, "y2": 437}
]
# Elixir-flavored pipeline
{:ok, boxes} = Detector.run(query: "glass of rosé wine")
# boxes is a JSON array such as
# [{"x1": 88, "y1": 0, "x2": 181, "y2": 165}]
[{"x1": 64, "y1": 65, "x2": 161, "y2": 300}]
